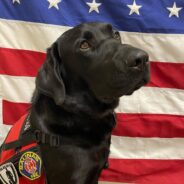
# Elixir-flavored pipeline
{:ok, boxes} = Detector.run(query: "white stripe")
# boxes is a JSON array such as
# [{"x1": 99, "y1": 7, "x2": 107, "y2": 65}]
[
  {"x1": 0, "y1": 75, "x2": 35, "y2": 103},
  {"x1": 116, "y1": 87, "x2": 184, "y2": 116},
  {"x1": 0, "y1": 18, "x2": 184, "y2": 63},
  {"x1": 0, "y1": 124, "x2": 11, "y2": 145},
  {"x1": 0, "y1": 97, "x2": 11, "y2": 145},
  {"x1": 2, "y1": 127, "x2": 184, "y2": 160},
  {"x1": 121, "y1": 31, "x2": 184, "y2": 63},
  {"x1": 1, "y1": 74, "x2": 184, "y2": 116},
  {"x1": 0, "y1": 96, "x2": 11, "y2": 145},
  {"x1": 110, "y1": 136, "x2": 184, "y2": 159},
  {"x1": 0, "y1": 18, "x2": 70, "y2": 53},
  {"x1": 0, "y1": 78, "x2": 11, "y2": 144}
]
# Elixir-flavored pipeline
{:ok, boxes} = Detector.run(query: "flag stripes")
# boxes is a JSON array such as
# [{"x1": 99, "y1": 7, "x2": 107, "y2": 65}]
[
  {"x1": 116, "y1": 87, "x2": 184, "y2": 115},
  {"x1": 110, "y1": 136, "x2": 184, "y2": 159},
  {"x1": 0, "y1": 1, "x2": 184, "y2": 183},
  {"x1": 2, "y1": 100, "x2": 30, "y2": 125},
  {"x1": 1, "y1": 81, "x2": 184, "y2": 117},
  {"x1": 0, "y1": 18, "x2": 68, "y2": 52},
  {"x1": 100, "y1": 159, "x2": 184, "y2": 184},
  {"x1": 1, "y1": 19, "x2": 184, "y2": 63},
  {"x1": 114, "y1": 114, "x2": 184, "y2": 138},
  {"x1": 0, "y1": 48, "x2": 45, "y2": 76},
  {"x1": 1, "y1": 48, "x2": 184, "y2": 90},
  {"x1": 0, "y1": 75, "x2": 35, "y2": 103},
  {"x1": 148, "y1": 62, "x2": 184, "y2": 89}
]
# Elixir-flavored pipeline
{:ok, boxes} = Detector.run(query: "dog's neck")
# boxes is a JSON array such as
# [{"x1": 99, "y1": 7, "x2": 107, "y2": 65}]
[{"x1": 30, "y1": 89, "x2": 117, "y2": 140}]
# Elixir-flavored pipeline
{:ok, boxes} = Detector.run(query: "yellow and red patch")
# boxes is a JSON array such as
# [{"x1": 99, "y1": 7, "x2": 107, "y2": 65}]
[{"x1": 19, "y1": 151, "x2": 42, "y2": 181}]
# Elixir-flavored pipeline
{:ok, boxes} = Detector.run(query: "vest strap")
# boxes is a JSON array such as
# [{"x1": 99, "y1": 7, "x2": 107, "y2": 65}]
[
  {"x1": 2, "y1": 132, "x2": 36, "y2": 151},
  {"x1": 2, "y1": 130, "x2": 62, "y2": 151}
]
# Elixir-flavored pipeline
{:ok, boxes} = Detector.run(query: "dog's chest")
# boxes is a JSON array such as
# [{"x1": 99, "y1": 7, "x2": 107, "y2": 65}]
[{"x1": 40, "y1": 136, "x2": 111, "y2": 184}]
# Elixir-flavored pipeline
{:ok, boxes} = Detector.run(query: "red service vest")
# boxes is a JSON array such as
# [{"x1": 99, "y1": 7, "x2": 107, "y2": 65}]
[{"x1": 0, "y1": 114, "x2": 46, "y2": 184}]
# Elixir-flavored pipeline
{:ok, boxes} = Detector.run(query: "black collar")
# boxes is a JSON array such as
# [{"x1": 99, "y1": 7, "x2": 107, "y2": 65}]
[
  {"x1": 34, "y1": 130, "x2": 61, "y2": 147},
  {"x1": 3, "y1": 112, "x2": 116, "y2": 151}
]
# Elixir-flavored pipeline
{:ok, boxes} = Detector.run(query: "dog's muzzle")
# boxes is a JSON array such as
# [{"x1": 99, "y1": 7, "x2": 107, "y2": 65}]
[{"x1": 100, "y1": 46, "x2": 150, "y2": 102}]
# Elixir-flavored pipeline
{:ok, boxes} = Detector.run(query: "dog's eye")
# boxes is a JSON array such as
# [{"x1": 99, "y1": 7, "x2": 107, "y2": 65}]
[
  {"x1": 80, "y1": 41, "x2": 91, "y2": 50},
  {"x1": 113, "y1": 31, "x2": 120, "y2": 40}
]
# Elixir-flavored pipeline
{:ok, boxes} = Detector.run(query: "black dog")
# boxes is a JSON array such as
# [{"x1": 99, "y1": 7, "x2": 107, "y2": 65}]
[{"x1": 29, "y1": 22, "x2": 150, "y2": 184}]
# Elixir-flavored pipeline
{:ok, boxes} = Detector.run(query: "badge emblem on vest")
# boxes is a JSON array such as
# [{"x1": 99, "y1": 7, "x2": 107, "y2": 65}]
[
  {"x1": 19, "y1": 151, "x2": 42, "y2": 180},
  {"x1": 0, "y1": 162, "x2": 19, "y2": 184}
]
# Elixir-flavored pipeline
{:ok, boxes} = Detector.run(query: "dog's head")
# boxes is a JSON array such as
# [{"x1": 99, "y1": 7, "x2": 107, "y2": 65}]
[{"x1": 36, "y1": 22, "x2": 150, "y2": 105}]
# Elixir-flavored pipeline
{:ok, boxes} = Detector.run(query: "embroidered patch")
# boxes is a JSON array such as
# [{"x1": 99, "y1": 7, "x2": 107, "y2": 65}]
[
  {"x1": 19, "y1": 151, "x2": 42, "y2": 180},
  {"x1": 0, "y1": 162, "x2": 19, "y2": 184}
]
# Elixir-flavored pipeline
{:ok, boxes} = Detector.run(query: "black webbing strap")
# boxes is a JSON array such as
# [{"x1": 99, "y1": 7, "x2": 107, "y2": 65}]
[
  {"x1": 34, "y1": 130, "x2": 61, "y2": 147},
  {"x1": 2, "y1": 132, "x2": 36, "y2": 151},
  {"x1": 2, "y1": 130, "x2": 62, "y2": 151}
]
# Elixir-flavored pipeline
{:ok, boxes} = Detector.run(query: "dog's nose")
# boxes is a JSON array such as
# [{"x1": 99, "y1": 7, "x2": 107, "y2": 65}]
[{"x1": 126, "y1": 50, "x2": 149, "y2": 69}]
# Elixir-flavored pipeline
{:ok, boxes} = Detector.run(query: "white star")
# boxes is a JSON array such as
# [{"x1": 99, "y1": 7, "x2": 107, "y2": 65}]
[
  {"x1": 127, "y1": 0, "x2": 142, "y2": 15},
  {"x1": 12, "y1": 0, "x2": 20, "y2": 4},
  {"x1": 167, "y1": 2, "x2": 182, "y2": 18},
  {"x1": 86, "y1": 0, "x2": 102, "y2": 13},
  {"x1": 47, "y1": 0, "x2": 61, "y2": 10}
]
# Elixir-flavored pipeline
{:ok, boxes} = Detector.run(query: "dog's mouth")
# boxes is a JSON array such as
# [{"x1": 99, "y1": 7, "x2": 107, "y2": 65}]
[
  {"x1": 100, "y1": 85, "x2": 142, "y2": 103},
  {"x1": 124, "y1": 79, "x2": 148, "y2": 95},
  {"x1": 98, "y1": 71, "x2": 150, "y2": 104}
]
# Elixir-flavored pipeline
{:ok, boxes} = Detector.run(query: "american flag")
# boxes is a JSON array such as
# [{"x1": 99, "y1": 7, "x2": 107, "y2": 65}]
[{"x1": 0, "y1": 0, "x2": 184, "y2": 183}]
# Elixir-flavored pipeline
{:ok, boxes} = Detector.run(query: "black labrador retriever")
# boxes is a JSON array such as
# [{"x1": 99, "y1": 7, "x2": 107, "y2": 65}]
[{"x1": 29, "y1": 22, "x2": 150, "y2": 184}]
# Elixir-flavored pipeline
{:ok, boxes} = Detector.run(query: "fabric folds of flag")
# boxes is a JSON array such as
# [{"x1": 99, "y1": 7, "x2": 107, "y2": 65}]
[{"x1": 0, "y1": 0, "x2": 184, "y2": 183}]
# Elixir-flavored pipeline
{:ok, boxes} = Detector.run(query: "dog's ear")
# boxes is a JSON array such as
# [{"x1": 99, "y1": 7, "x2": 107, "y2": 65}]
[{"x1": 36, "y1": 41, "x2": 66, "y2": 105}]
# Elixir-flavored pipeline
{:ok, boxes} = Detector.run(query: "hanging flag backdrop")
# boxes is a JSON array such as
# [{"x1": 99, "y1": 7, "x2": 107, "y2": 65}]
[{"x1": 0, "y1": 0, "x2": 184, "y2": 183}]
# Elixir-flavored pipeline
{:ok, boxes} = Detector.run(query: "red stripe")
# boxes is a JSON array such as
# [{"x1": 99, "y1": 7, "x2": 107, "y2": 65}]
[
  {"x1": 100, "y1": 159, "x2": 184, "y2": 184},
  {"x1": 113, "y1": 113, "x2": 184, "y2": 138},
  {"x1": 0, "y1": 48, "x2": 45, "y2": 76},
  {"x1": 147, "y1": 62, "x2": 184, "y2": 89},
  {"x1": 3, "y1": 100, "x2": 184, "y2": 138},
  {"x1": 3, "y1": 100, "x2": 30, "y2": 125},
  {"x1": 0, "y1": 48, "x2": 184, "y2": 89}
]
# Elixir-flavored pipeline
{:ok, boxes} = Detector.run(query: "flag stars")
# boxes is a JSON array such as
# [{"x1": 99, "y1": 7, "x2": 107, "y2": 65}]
[
  {"x1": 47, "y1": 0, "x2": 62, "y2": 10},
  {"x1": 12, "y1": 0, "x2": 21, "y2": 4},
  {"x1": 167, "y1": 2, "x2": 182, "y2": 18},
  {"x1": 127, "y1": 0, "x2": 142, "y2": 16},
  {"x1": 86, "y1": 0, "x2": 102, "y2": 13}
]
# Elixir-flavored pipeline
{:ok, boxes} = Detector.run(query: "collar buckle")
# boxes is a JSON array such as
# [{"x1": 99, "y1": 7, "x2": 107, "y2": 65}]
[
  {"x1": 34, "y1": 130, "x2": 61, "y2": 147},
  {"x1": 50, "y1": 134, "x2": 60, "y2": 147}
]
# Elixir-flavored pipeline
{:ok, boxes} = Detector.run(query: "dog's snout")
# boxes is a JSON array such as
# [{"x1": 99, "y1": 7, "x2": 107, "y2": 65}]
[{"x1": 126, "y1": 50, "x2": 149, "y2": 69}]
